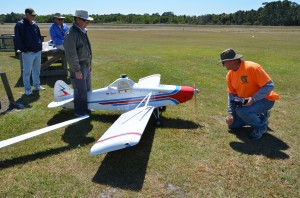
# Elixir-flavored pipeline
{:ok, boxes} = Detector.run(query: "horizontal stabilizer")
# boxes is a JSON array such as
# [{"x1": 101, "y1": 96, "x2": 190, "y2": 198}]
[
  {"x1": 0, "y1": 115, "x2": 89, "y2": 149},
  {"x1": 48, "y1": 98, "x2": 74, "y2": 108},
  {"x1": 90, "y1": 106, "x2": 154, "y2": 156}
]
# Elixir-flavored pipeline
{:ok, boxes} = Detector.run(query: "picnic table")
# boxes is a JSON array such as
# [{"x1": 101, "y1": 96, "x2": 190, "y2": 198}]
[
  {"x1": 0, "y1": 34, "x2": 16, "y2": 55},
  {"x1": 0, "y1": 34, "x2": 47, "y2": 56},
  {"x1": 19, "y1": 42, "x2": 68, "y2": 77}
]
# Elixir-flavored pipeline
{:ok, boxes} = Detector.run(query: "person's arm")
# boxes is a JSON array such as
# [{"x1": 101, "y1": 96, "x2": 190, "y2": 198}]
[
  {"x1": 244, "y1": 80, "x2": 274, "y2": 106},
  {"x1": 228, "y1": 93, "x2": 237, "y2": 113},
  {"x1": 226, "y1": 93, "x2": 237, "y2": 126},
  {"x1": 252, "y1": 80, "x2": 274, "y2": 102},
  {"x1": 63, "y1": 31, "x2": 80, "y2": 73},
  {"x1": 14, "y1": 23, "x2": 27, "y2": 52}
]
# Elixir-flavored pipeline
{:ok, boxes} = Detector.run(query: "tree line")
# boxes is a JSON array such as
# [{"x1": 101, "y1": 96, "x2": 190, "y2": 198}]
[{"x1": 1, "y1": 0, "x2": 300, "y2": 26}]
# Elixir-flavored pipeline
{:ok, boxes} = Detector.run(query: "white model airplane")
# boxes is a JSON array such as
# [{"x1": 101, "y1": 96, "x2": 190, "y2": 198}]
[
  {"x1": 0, "y1": 74, "x2": 199, "y2": 156},
  {"x1": 48, "y1": 74, "x2": 199, "y2": 156}
]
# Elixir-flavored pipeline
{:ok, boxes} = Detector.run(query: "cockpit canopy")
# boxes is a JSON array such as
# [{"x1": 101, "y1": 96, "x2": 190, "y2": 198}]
[{"x1": 108, "y1": 75, "x2": 135, "y2": 91}]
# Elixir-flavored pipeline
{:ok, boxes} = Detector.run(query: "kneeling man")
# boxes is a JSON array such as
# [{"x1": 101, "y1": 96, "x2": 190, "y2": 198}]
[{"x1": 220, "y1": 48, "x2": 279, "y2": 139}]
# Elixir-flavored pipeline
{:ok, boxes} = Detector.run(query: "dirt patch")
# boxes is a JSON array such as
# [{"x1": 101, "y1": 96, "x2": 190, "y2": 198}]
[{"x1": 0, "y1": 96, "x2": 10, "y2": 113}]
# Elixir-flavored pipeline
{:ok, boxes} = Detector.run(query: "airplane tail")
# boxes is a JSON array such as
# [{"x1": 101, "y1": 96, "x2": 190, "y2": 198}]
[{"x1": 48, "y1": 80, "x2": 74, "y2": 108}]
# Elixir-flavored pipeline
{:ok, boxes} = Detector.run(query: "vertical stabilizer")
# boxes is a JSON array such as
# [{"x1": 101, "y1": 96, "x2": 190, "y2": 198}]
[
  {"x1": 54, "y1": 80, "x2": 74, "y2": 102},
  {"x1": 48, "y1": 80, "x2": 74, "y2": 108}
]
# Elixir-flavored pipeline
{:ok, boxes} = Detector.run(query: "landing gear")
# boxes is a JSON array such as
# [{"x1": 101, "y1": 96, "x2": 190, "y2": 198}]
[
  {"x1": 156, "y1": 118, "x2": 163, "y2": 127},
  {"x1": 159, "y1": 106, "x2": 166, "y2": 112},
  {"x1": 153, "y1": 106, "x2": 166, "y2": 127}
]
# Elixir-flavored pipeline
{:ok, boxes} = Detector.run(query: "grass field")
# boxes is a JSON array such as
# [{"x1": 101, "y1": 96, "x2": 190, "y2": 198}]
[{"x1": 1, "y1": 24, "x2": 300, "y2": 197}]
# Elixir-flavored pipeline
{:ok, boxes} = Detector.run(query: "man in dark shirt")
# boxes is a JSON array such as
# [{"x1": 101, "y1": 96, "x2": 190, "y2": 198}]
[
  {"x1": 14, "y1": 8, "x2": 45, "y2": 95},
  {"x1": 64, "y1": 10, "x2": 93, "y2": 117}
]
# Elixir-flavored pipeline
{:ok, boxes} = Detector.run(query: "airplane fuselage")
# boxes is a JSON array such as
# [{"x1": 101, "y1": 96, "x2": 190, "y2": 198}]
[{"x1": 85, "y1": 84, "x2": 194, "y2": 112}]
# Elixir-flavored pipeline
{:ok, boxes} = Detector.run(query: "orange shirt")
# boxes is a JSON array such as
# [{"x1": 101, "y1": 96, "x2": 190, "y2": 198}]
[{"x1": 226, "y1": 61, "x2": 279, "y2": 101}]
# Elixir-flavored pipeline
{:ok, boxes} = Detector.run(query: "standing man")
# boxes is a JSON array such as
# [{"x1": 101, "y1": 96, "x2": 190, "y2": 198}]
[
  {"x1": 64, "y1": 10, "x2": 93, "y2": 117},
  {"x1": 49, "y1": 13, "x2": 69, "y2": 50},
  {"x1": 14, "y1": 8, "x2": 45, "y2": 95},
  {"x1": 220, "y1": 48, "x2": 279, "y2": 139}
]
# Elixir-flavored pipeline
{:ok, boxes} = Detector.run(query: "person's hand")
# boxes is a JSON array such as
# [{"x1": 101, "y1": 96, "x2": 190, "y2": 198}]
[
  {"x1": 226, "y1": 113, "x2": 234, "y2": 126},
  {"x1": 75, "y1": 71, "x2": 83, "y2": 79},
  {"x1": 244, "y1": 97, "x2": 254, "y2": 106}
]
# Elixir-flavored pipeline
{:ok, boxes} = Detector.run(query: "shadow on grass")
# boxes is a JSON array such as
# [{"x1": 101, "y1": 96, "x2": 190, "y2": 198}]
[
  {"x1": 92, "y1": 115, "x2": 200, "y2": 191},
  {"x1": 41, "y1": 76, "x2": 71, "y2": 88},
  {"x1": 229, "y1": 127, "x2": 290, "y2": 159},
  {"x1": 0, "y1": 90, "x2": 42, "y2": 115},
  {"x1": 162, "y1": 117, "x2": 202, "y2": 129},
  {"x1": 0, "y1": 110, "x2": 94, "y2": 169},
  {"x1": 15, "y1": 90, "x2": 40, "y2": 107},
  {"x1": 0, "y1": 109, "x2": 200, "y2": 183},
  {"x1": 10, "y1": 55, "x2": 19, "y2": 60},
  {"x1": 14, "y1": 75, "x2": 70, "y2": 88},
  {"x1": 92, "y1": 118, "x2": 156, "y2": 191}
]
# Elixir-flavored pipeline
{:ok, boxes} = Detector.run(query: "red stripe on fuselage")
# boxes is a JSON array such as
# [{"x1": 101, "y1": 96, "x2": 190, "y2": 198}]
[
  {"x1": 99, "y1": 86, "x2": 194, "y2": 105},
  {"x1": 96, "y1": 132, "x2": 142, "y2": 144}
]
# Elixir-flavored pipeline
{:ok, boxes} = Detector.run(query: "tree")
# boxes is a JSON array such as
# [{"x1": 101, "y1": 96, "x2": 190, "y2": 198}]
[{"x1": 1, "y1": 1, "x2": 300, "y2": 26}]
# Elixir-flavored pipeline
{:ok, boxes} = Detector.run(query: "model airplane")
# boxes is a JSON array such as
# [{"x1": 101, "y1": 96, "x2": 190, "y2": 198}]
[
  {"x1": 0, "y1": 74, "x2": 199, "y2": 156},
  {"x1": 48, "y1": 74, "x2": 199, "y2": 156}
]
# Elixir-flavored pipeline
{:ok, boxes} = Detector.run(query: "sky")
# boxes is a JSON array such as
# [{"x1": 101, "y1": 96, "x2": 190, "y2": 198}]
[{"x1": 1, "y1": 0, "x2": 300, "y2": 16}]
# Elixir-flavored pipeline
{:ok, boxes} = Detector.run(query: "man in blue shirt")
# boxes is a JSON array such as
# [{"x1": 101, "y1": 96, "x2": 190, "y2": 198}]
[
  {"x1": 49, "y1": 13, "x2": 68, "y2": 50},
  {"x1": 14, "y1": 8, "x2": 45, "y2": 95}
]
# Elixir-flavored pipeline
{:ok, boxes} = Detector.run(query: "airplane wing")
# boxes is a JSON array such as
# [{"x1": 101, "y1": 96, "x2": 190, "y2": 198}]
[
  {"x1": 0, "y1": 115, "x2": 89, "y2": 149},
  {"x1": 137, "y1": 74, "x2": 161, "y2": 86},
  {"x1": 90, "y1": 105, "x2": 154, "y2": 156}
]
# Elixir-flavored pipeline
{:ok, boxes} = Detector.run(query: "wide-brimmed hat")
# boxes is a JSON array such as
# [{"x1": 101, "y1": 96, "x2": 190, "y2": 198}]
[
  {"x1": 25, "y1": 8, "x2": 37, "y2": 16},
  {"x1": 53, "y1": 13, "x2": 65, "y2": 19},
  {"x1": 219, "y1": 48, "x2": 243, "y2": 63},
  {"x1": 74, "y1": 10, "x2": 93, "y2": 21}
]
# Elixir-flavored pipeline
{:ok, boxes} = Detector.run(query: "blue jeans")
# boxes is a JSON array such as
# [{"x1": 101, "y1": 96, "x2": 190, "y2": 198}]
[
  {"x1": 22, "y1": 51, "x2": 42, "y2": 91},
  {"x1": 70, "y1": 65, "x2": 91, "y2": 115},
  {"x1": 230, "y1": 98, "x2": 275, "y2": 131}
]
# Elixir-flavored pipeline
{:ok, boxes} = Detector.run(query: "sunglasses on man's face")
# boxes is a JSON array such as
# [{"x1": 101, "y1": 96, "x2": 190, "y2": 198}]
[
  {"x1": 57, "y1": 18, "x2": 64, "y2": 21},
  {"x1": 82, "y1": 19, "x2": 89, "y2": 23}
]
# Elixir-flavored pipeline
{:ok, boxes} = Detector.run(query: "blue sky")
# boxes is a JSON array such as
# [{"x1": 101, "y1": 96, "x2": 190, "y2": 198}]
[{"x1": 2, "y1": 0, "x2": 300, "y2": 16}]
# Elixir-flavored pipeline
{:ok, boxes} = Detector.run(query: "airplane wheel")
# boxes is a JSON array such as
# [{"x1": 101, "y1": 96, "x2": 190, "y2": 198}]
[
  {"x1": 156, "y1": 118, "x2": 163, "y2": 127},
  {"x1": 159, "y1": 106, "x2": 166, "y2": 112}
]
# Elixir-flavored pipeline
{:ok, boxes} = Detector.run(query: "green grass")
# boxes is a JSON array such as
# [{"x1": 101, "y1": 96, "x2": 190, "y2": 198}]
[{"x1": 1, "y1": 24, "x2": 300, "y2": 197}]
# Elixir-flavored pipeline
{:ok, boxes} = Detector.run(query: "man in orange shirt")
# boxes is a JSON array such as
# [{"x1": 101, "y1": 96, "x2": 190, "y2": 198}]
[{"x1": 220, "y1": 48, "x2": 279, "y2": 139}]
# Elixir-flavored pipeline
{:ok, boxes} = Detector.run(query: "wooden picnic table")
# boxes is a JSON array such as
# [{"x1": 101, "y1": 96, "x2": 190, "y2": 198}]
[
  {"x1": 18, "y1": 43, "x2": 68, "y2": 77},
  {"x1": 0, "y1": 34, "x2": 16, "y2": 54},
  {"x1": 0, "y1": 34, "x2": 47, "y2": 56}
]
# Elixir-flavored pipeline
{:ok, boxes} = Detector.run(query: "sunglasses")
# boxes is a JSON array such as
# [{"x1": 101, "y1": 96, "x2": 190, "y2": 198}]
[
  {"x1": 82, "y1": 19, "x2": 89, "y2": 23},
  {"x1": 57, "y1": 18, "x2": 64, "y2": 21}
]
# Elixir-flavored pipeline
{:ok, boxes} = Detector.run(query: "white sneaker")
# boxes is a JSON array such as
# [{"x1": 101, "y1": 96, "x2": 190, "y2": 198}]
[{"x1": 33, "y1": 86, "x2": 46, "y2": 91}]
